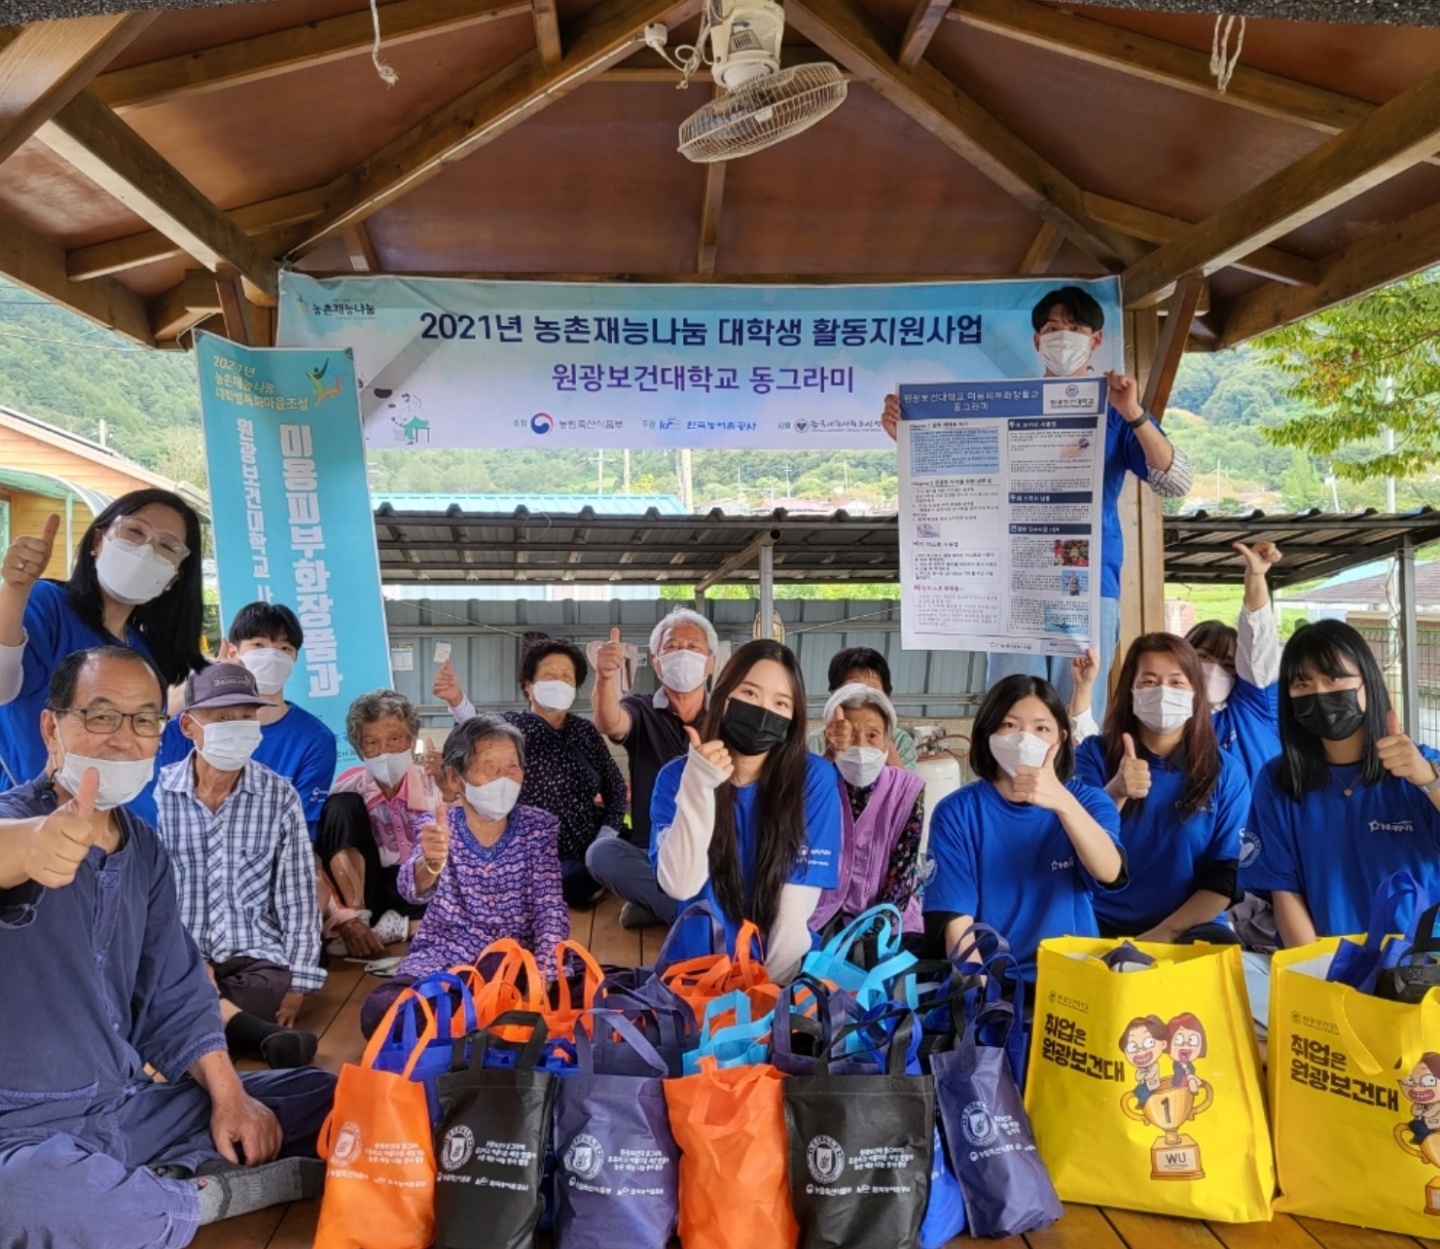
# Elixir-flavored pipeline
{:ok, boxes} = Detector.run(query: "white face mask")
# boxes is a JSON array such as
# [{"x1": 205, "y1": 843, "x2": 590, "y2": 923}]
[
  {"x1": 95, "y1": 537, "x2": 176, "y2": 607},
  {"x1": 365, "y1": 750, "x2": 412, "y2": 788},
  {"x1": 661, "y1": 649, "x2": 710, "y2": 694},
  {"x1": 1037, "y1": 329, "x2": 1094, "y2": 377},
  {"x1": 466, "y1": 776, "x2": 521, "y2": 821},
  {"x1": 1132, "y1": 686, "x2": 1195, "y2": 734},
  {"x1": 532, "y1": 680, "x2": 576, "y2": 713},
  {"x1": 238, "y1": 648, "x2": 294, "y2": 696},
  {"x1": 989, "y1": 731, "x2": 1052, "y2": 779},
  {"x1": 835, "y1": 745, "x2": 887, "y2": 788},
  {"x1": 55, "y1": 749, "x2": 155, "y2": 811},
  {"x1": 193, "y1": 718, "x2": 262, "y2": 772},
  {"x1": 1202, "y1": 662, "x2": 1236, "y2": 710}
]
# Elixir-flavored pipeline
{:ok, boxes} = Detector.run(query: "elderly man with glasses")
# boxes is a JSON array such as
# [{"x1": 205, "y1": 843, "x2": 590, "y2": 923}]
[{"x1": 0, "y1": 645, "x2": 334, "y2": 1249}]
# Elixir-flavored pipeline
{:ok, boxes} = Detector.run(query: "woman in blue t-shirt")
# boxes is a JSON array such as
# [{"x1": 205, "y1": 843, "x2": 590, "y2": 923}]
[
  {"x1": 0, "y1": 489, "x2": 206, "y2": 791},
  {"x1": 651, "y1": 638, "x2": 841, "y2": 983},
  {"x1": 1076, "y1": 634, "x2": 1249, "y2": 944},
  {"x1": 1242, "y1": 620, "x2": 1440, "y2": 947},
  {"x1": 922, "y1": 675, "x2": 1124, "y2": 982}
]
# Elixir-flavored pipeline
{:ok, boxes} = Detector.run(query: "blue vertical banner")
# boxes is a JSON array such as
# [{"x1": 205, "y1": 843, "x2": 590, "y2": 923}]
[{"x1": 195, "y1": 330, "x2": 391, "y2": 770}]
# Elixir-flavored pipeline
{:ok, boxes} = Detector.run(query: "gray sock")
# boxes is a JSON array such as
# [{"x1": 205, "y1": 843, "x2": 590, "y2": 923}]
[{"x1": 194, "y1": 1157, "x2": 326, "y2": 1224}]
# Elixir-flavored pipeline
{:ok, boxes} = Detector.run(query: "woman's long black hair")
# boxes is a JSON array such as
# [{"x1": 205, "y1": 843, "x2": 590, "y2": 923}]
[
  {"x1": 700, "y1": 639, "x2": 809, "y2": 934},
  {"x1": 66, "y1": 489, "x2": 206, "y2": 687},
  {"x1": 1277, "y1": 620, "x2": 1390, "y2": 799}
]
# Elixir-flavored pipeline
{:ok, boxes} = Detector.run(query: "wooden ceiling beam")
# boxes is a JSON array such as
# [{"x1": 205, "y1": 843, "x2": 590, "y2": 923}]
[
  {"x1": 37, "y1": 90, "x2": 279, "y2": 302},
  {"x1": 0, "y1": 12, "x2": 156, "y2": 167},
  {"x1": 1018, "y1": 221, "x2": 1062, "y2": 274},
  {"x1": 149, "y1": 270, "x2": 223, "y2": 343},
  {"x1": 67, "y1": 186, "x2": 329, "y2": 281},
  {"x1": 341, "y1": 223, "x2": 381, "y2": 273},
  {"x1": 1220, "y1": 197, "x2": 1440, "y2": 348},
  {"x1": 951, "y1": 0, "x2": 1409, "y2": 146},
  {"x1": 785, "y1": 0, "x2": 1135, "y2": 271},
  {"x1": 1123, "y1": 66, "x2": 1440, "y2": 309},
  {"x1": 532, "y1": 0, "x2": 563, "y2": 67},
  {"x1": 0, "y1": 204, "x2": 153, "y2": 345},
  {"x1": 1082, "y1": 192, "x2": 1318, "y2": 287},
  {"x1": 214, "y1": 266, "x2": 253, "y2": 346},
  {"x1": 288, "y1": 0, "x2": 702, "y2": 258},
  {"x1": 1143, "y1": 273, "x2": 1205, "y2": 419},
  {"x1": 897, "y1": 0, "x2": 953, "y2": 70},
  {"x1": 90, "y1": 0, "x2": 531, "y2": 111},
  {"x1": 600, "y1": 46, "x2": 840, "y2": 81}
]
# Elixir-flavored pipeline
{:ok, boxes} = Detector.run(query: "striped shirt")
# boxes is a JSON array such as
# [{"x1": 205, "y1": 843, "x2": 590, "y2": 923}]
[
  {"x1": 397, "y1": 803, "x2": 569, "y2": 981},
  {"x1": 156, "y1": 755, "x2": 325, "y2": 993}
]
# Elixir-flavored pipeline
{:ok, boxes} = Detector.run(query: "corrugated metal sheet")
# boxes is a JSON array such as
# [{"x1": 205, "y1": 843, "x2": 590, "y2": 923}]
[{"x1": 383, "y1": 597, "x2": 985, "y2": 729}]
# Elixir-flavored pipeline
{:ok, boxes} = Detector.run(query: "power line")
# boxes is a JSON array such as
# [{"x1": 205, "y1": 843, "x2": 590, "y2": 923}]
[{"x1": 0, "y1": 327, "x2": 152, "y2": 354}]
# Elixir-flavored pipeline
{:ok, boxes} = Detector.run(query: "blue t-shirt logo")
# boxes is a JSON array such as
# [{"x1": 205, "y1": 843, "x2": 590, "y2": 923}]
[{"x1": 1239, "y1": 826, "x2": 1261, "y2": 870}]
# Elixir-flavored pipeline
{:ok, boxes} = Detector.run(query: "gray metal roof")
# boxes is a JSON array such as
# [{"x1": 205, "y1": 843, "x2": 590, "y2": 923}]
[
  {"x1": 1072, "y1": 1, "x2": 1440, "y2": 22},
  {"x1": 371, "y1": 503, "x2": 901, "y2": 586},
  {"x1": 1164, "y1": 508, "x2": 1440, "y2": 589}
]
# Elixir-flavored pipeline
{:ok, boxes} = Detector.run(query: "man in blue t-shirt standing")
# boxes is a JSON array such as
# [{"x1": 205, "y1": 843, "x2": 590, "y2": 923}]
[
  {"x1": 882, "y1": 285, "x2": 1194, "y2": 720},
  {"x1": 150, "y1": 603, "x2": 337, "y2": 839}
]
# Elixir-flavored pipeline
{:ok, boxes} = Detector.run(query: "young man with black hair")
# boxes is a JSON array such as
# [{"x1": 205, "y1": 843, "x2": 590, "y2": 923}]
[
  {"x1": 151, "y1": 602, "x2": 337, "y2": 841},
  {"x1": 882, "y1": 285, "x2": 1194, "y2": 719}
]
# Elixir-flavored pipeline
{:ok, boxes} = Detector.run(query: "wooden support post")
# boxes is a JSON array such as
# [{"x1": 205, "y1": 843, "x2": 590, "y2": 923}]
[
  {"x1": 1117, "y1": 307, "x2": 1166, "y2": 677},
  {"x1": 696, "y1": 96, "x2": 727, "y2": 275},
  {"x1": 341, "y1": 223, "x2": 380, "y2": 273},
  {"x1": 897, "y1": 0, "x2": 953, "y2": 70},
  {"x1": 1019, "y1": 221, "x2": 1063, "y2": 275},
  {"x1": 532, "y1": 0, "x2": 563, "y2": 66},
  {"x1": 1142, "y1": 273, "x2": 1204, "y2": 419},
  {"x1": 214, "y1": 268, "x2": 253, "y2": 345}
]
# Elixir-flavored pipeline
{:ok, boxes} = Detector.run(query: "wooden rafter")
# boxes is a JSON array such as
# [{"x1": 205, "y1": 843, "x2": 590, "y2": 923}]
[
  {"x1": 785, "y1": 0, "x2": 1136, "y2": 270},
  {"x1": 1082, "y1": 192, "x2": 1318, "y2": 287},
  {"x1": 532, "y1": 0, "x2": 564, "y2": 67},
  {"x1": 288, "y1": 0, "x2": 702, "y2": 258},
  {"x1": 696, "y1": 109, "x2": 727, "y2": 274},
  {"x1": 214, "y1": 267, "x2": 253, "y2": 346},
  {"x1": 0, "y1": 12, "x2": 156, "y2": 166},
  {"x1": 1142, "y1": 273, "x2": 1204, "y2": 418},
  {"x1": 1018, "y1": 221, "x2": 1062, "y2": 274},
  {"x1": 897, "y1": 0, "x2": 953, "y2": 70},
  {"x1": 1220, "y1": 198, "x2": 1440, "y2": 348},
  {"x1": 951, "y1": 0, "x2": 1421, "y2": 150},
  {"x1": 37, "y1": 91, "x2": 279, "y2": 302},
  {"x1": 67, "y1": 187, "x2": 329, "y2": 281},
  {"x1": 341, "y1": 224, "x2": 381, "y2": 273},
  {"x1": 1123, "y1": 66, "x2": 1440, "y2": 309},
  {"x1": 149, "y1": 271, "x2": 223, "y2": 343},
  {"x1": 0, "y1": 205, "x2": 152, "y2": 345},
  {"x1": 90, "y1": 0, "x2": 531, "y2": 111}
]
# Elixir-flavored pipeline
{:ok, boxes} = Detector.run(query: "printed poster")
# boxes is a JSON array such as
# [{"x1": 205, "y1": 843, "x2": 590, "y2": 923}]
[{"x1": 897, "y1": 379, "x2": 1107, "y2": 656}]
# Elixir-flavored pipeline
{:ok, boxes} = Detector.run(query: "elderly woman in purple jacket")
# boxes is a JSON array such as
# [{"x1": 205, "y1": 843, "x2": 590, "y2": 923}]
[{"x1": 811, "y1": 682, "x2": 927, "y2": 937}]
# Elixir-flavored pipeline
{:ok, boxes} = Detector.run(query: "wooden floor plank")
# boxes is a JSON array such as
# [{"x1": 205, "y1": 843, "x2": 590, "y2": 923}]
[
  {"x1": 1294, "y1": 1216, "x2": 1429, "y2": 1249},
  {"x1": 1106, "y1": 1208, "x2": 1228, "y2": 1248},
  {"x1": 260, "y1": 1196, "x2": 321, "y2": 1247},
  {"x1": 312, "y1": 969, "x2": 380, "y2": 1075},
  {"x1": 1210, "y1": 1213, "x2": 1325, "y2": 1249},
  {"x1": 567, "y1": 903, "x2": 594, "y2": 951},
  {"x1": 639, "y1": 916, "x2": 667, "y2": 965},
  {"x1": 1027, "y1": 1204, "x2": 1132, "y2": 1249},
  {"x1": 585, "y1": 890, "x2": 641, "y2": 967},
  {"x1": 189, "y1": 1205, "x2": 287, "y2": 1249}
]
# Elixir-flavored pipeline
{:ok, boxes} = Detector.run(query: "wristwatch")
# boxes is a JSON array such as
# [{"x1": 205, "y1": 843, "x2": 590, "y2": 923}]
[
  {"x1": 1421, "y1": 763, "x2": 1440, "y2": 794},
  {"x1": 1124, "y1": 409, "x2": 1151, "y2": 429}
]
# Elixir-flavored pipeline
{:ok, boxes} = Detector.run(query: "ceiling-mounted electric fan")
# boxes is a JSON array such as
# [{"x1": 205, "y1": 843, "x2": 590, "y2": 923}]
[{"x1": 644, "y1": 0, "x2": 847, "y2": 163}]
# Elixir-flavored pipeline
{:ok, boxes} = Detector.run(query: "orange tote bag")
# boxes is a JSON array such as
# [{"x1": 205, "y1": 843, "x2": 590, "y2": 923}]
[
  {"x1": 664, "y1": 1060, "x2": 798, "y2": 1249},
  {"x1": 313, "y1": 989, "x2": 439, "y2": 1249}
]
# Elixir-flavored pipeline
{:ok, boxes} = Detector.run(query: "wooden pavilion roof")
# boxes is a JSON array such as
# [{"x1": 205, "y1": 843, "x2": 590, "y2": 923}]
[{"x1": 2, "y1": 0, "x2": 1440, "y2": 352}]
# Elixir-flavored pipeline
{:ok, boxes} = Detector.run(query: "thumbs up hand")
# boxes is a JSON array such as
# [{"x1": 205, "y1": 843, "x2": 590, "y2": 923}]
[
  {"x1": 823, "y1": 707, "x2": 855, "y2": 757},
  {"x1": 1377, "y1": 707, "x2": 1437, "y2": 787},
  {"x1": 596, "y1": 627, "x2": 625, "y2": 681},
  {"x1": 1012, "y1": 741, "x2": 1068, "y2": 810},
  {"x1": 1115, "y1": 733, "x2": 1152, "y2": 801},
  {"x1": 24, "y1": 766, "x2": 102, "y2": 889},
  {"x1": 3, "y1": 514, "x2": 59, "y2": 593},
  {"x1": 684, "y1": 725, "x2": 734, "y2": 785}
]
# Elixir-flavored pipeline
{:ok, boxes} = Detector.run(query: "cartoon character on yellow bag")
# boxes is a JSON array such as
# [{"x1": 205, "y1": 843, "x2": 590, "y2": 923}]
[
  {"x1": 1119, "y1": 1013, "x2": 1212, "y2": 1180},
  {"x1": 1395, "y1": 1054, "x2": 1440, "y2": 1215}
]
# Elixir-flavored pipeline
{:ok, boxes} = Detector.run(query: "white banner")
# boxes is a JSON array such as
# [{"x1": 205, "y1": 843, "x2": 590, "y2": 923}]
[{"x1": 275, "y1": 273, "x2": 1123, "y2": 451}]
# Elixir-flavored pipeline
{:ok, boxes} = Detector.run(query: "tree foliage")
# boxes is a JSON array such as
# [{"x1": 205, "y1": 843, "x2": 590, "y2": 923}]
[{"x1": 1255, "y1": 271, "x2": 1440, "y2": 483}]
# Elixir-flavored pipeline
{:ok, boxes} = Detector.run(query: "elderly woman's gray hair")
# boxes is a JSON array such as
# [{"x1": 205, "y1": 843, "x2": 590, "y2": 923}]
[
  {"x1": 443, "y1": 714, "x2": 527, "y2": 777},
  {"x1": 345, "y1": 689, "x2": 421, "y2": 753},
  {"x1": 648, "y1": 608, "x2": 719, "y2": 659},
  {"x1": 823, "y1": 681, "x2": 897, "y2": 738}
]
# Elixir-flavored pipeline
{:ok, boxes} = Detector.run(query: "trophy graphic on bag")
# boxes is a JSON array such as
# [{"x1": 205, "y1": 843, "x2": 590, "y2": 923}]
[
  {"x1": 1396, "y1": 1055, "x2": 1440, "y2": 1215},
  {"x1": 1118, "y1": 1014, "x2": 1214, "y2": 1180}
]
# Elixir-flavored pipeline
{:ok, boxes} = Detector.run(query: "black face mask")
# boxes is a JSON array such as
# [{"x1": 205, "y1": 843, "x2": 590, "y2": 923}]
[
  {"x1": 719, "y1": 697, "x2": 791, "y2": 757},
  {"x1": 1292, "y1": 688, "x2": 1366, "y2": 741}
]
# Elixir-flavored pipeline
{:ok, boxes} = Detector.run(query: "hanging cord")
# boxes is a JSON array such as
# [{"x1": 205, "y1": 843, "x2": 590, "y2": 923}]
[
  {"x1": 369, "y1": 0, "x2": 400, "y2": 86},
  {"x1": 1209, "y1": 14, "x2": 1246, "y2": 94}
]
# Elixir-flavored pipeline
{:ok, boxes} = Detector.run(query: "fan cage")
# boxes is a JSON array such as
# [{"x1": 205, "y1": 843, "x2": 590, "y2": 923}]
[{"x1": 678, "y1": 62, "x2": 848, "y2": 163}]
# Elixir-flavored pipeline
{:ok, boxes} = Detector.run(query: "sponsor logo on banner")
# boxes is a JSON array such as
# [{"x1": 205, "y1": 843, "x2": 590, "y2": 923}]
[
  {"x1": 807, "y1": 1136, "x2": 845, "y2": 1184},
  {"x1": 531, "y1": 412, "x2": 554, "y2": 434},
  {"x1": 441, "y1": 1125, "x2": 476, "y2": 1172}
]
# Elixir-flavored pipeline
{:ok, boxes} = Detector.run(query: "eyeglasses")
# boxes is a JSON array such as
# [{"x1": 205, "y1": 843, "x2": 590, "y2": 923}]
[
  {"x1": 109, "y1": 517, "x2": 190, "y2": 565},
  {"x1": 55, "y1": 708, "x2": 170, "y2": 737}
]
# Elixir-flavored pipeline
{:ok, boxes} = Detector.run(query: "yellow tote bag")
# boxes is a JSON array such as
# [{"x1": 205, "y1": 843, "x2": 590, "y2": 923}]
[
  {"x1": 1024, "y1": 938, "x2": 1274, "y2": 1222},
  {"x1": 1271, "y1": 939, "x2": 1440, "y2": 1237}
]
